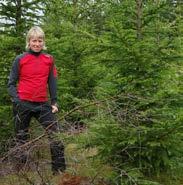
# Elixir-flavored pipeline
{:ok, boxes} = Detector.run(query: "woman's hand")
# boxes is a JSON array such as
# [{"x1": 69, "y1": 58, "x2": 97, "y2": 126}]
[{"x1": 51, "y1": 104, "x2": 58, "y2": 113}]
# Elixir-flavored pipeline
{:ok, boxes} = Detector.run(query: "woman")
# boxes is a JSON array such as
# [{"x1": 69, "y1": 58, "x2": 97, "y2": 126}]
[{"x1": 7, "y1": 26, "x2": 66, "y2": 174}]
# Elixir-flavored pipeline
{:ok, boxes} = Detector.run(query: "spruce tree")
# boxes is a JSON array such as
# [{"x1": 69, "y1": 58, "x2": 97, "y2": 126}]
[
  {"x1": 43, "y1": 0, "x2": 106, "y2": 110},
  {"x1": 77, "y1": 1, "x2": 183, "y2": 183}
]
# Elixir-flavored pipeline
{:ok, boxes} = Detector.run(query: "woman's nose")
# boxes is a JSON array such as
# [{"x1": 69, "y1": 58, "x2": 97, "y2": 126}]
[{"x1": 35, "y1": 41, "x2": 39, "y2": 45}]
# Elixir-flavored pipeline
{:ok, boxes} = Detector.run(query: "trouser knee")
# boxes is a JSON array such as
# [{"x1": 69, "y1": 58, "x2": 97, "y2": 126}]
[{"x1": 50, "y1": 140, "x2": 64, "y2": 153}]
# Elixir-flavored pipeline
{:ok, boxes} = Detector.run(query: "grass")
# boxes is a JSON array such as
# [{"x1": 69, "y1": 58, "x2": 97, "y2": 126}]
[
  {"x1": 150, "y1": 171, "x2": 183, "y2": 185},
  {"x1": 0, "y1": 130, "x2": 183, "y2": 185},
  {"x1": 0, "y1": 140, "x2": 114, "y2": 185}
]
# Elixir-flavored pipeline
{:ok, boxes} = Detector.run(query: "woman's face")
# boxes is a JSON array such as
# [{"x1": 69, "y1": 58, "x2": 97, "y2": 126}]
[{"x1": 29, "y1": 37, "x2": 44, "y2": 52}]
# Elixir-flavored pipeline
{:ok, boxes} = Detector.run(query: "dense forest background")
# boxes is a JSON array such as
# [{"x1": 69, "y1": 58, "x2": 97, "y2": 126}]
[{"x1": 0, "y1": 0, "x2": 183, "y2": 185}]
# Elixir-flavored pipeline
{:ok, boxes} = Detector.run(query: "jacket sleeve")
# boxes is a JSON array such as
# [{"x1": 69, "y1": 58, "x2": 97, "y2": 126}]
[
  {"x1": 7, "y1": 56, "x2": 21, "y2": 103},
  {"x1": 48, "y1": 58, "x2": 58, "y2": 105}
]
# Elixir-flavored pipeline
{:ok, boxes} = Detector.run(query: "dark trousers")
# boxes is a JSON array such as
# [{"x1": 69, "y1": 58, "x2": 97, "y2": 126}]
[{"x1": 13, "y1": 101, "x2": 66, "y2": 172}]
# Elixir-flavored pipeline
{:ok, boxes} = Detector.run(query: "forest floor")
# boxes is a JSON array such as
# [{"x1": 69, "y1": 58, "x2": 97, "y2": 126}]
[
  {"x1": 0, "y1": 126, "x2": 183, "y2": 185},
  {"x1": 1, "y1": 143, "x2": 183, "y2": 185},
  {"x1": 0, "y1": 140, "x2": 113, "y2": 185}
]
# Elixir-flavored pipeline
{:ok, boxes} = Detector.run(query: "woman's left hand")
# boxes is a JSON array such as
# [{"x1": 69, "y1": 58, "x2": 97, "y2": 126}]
[{"x1": 51, "y1": 104, "x2": 58, "y2": 113}]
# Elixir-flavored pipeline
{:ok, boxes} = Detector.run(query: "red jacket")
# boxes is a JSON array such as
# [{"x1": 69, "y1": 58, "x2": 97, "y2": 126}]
[{"x1": 8, "y1": 50, "x2": 57, "y2": 104}]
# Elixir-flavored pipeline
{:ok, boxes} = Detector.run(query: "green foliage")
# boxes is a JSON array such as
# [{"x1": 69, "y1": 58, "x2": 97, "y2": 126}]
[
  {"x1": 0, "y1": 0, "x2": 182, "y2": 184},
  {"x1": 0, "y1": 36, "x2": 18, "y2": 153},
  {"x1": 69, "y1": 91, "x2": 182, "y2": 184},
  {"x1": 43, "y1": 0, "x2": 106, "y2": 110},
  {"x1": 58, "y1": 1, "x2": 183, "y2": 184},
  {"x1": 0, "y1": 0, "x2": 44, "y2": 36},
  {"x1": 0, "y1": 105, "x2": 14, "y2": 154}
]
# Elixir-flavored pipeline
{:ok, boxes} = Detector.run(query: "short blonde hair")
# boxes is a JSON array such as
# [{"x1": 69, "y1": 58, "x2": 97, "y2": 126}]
[{"x1": 25, "y1": 26, "x2": 47, "y2": 50}]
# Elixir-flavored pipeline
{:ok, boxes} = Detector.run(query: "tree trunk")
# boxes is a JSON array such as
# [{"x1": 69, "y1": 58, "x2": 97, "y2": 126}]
[
  {"x1": 15, "y1": 0, "x2": 23, "y2": 37},
  {"x1": 136, "y1": 0, "x2": 143, "y2": 40}
]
